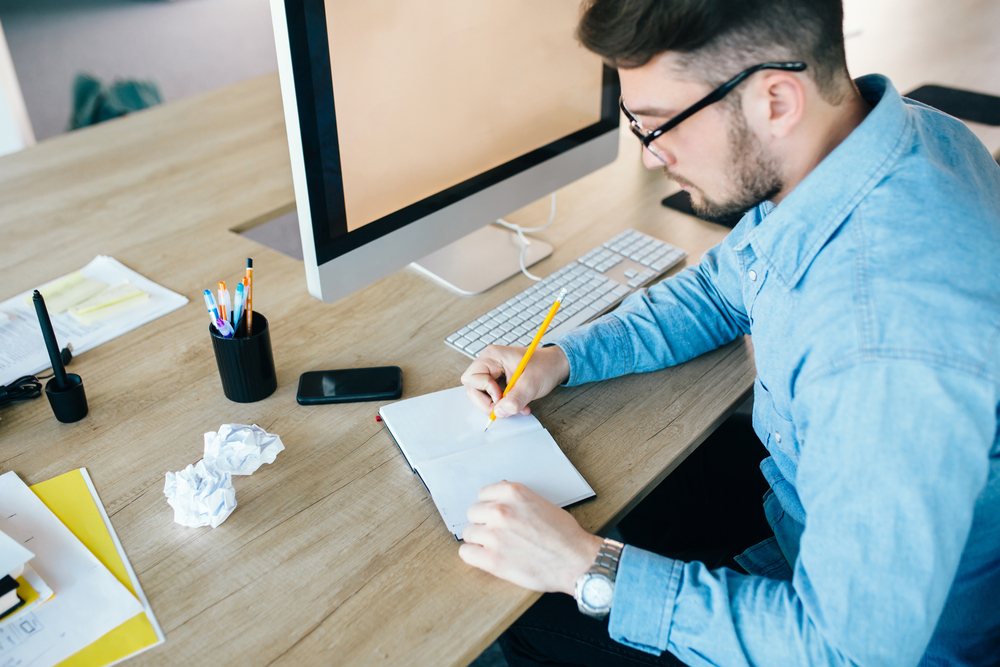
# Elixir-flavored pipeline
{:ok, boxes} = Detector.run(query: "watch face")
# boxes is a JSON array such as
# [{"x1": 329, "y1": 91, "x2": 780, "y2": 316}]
[{"x1": 581, "y1": 576, "x2": 614, "y2": 610}]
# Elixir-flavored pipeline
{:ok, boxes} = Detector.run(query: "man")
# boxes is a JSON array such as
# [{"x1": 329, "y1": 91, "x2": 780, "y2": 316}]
[{"x1": 458, "y1": 0, "x2": 1000, "y2": 665}]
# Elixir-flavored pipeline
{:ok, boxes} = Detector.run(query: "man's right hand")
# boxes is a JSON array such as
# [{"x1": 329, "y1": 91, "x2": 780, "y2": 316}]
[{"x1": 460, "y1": 344, "x2": 570, "y2": 419}]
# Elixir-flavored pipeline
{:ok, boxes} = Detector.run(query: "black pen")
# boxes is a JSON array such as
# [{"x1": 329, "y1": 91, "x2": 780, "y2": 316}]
[{"x1": 32, "y1": 290, "x2": 69, "y2": 390}]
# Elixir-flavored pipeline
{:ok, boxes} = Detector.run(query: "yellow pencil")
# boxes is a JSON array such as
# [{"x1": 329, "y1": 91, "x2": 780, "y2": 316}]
[{"x1": 484, "y1": 288, "x2": 567, "y2": 432}]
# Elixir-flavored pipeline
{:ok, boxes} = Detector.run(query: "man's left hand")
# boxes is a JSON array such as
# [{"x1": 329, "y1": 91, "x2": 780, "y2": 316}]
[{"x1": 459, "y1": 481, "x2": 603, "y2": 595}]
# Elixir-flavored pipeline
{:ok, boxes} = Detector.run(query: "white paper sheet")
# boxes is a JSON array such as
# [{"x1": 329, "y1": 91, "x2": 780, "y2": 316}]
[
  {"x1": 0, "y1": 471, "x2": 144, "y2": 667},
  {"x1": 380, "y1": 386, "x2": 541, "y2": 464},
  {"x1": 0, "y1": 256, "x2": 188, "y2": 386},
  {"x1": 0, "y1": 529, "x2": 34, "y2": 578},
  {"x1": 418, "y1": 428, "x2": 595, "y2": 537}
]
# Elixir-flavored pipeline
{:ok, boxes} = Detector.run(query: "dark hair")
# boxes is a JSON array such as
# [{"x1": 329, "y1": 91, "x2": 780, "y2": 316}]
[{"x1": 577, "y1": 0, "x2": 850, "y2": 102}]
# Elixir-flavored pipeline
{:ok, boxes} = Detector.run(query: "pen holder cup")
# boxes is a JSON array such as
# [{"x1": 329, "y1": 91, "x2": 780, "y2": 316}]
[
  {"x1": 45, "y1": 373, "x2": 89, "y2": 423},
  {"x1": 210, "y1": 313, "x2": 277, "y2": 403}
]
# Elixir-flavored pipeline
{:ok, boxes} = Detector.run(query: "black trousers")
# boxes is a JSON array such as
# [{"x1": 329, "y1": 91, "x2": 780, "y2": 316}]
[{"x1": 499, "y1": 414, "x2": 773, "y2": 667}]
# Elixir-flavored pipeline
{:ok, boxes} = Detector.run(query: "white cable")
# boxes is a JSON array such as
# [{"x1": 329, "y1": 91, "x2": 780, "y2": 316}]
[{"x1": 493, "y1": 193, "x2": 557, "y2": 281}]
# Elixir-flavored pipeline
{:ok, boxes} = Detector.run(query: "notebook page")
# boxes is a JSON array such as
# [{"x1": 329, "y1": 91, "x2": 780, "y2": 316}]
[
  {"x1": 380, "y1": 386, "x2": 542, "y2": 465},
  {"x1": 416, "y1": 428, "x2": 595, "y2": 538}
]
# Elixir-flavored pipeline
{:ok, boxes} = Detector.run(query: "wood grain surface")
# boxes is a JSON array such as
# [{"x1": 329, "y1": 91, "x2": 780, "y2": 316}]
[{"x1": 0, "y1": 73, "x2": 749, "y2": 666}]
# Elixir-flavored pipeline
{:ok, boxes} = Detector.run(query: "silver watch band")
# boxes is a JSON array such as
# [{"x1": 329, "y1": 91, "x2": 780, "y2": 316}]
[{"x1": 589, "y1": 538, "x2": 624, "y2": 578}]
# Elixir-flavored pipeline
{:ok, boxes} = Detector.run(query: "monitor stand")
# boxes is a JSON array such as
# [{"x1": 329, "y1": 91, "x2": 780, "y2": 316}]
[{"x1": 410, "y1": 224, "x2": 553, "y2": 296}]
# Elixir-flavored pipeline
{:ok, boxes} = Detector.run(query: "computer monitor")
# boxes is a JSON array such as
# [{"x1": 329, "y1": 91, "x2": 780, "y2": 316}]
[{"x1": 270, "y1": 0, "x2": 621, "y2": 303}]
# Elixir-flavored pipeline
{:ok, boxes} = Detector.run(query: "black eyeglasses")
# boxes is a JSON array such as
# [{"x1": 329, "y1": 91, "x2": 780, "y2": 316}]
[{"x1": 620, "y1": 61, "x2": 807, "y2": 163}]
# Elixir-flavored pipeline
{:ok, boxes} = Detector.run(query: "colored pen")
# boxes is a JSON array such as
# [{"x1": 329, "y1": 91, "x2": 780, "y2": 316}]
[
  {"x1": 218, "y1": 282, "x2": 230, "y2": 322},
  {"x1": 203, "y1": 290, "x2": 221, "y2": 328},
  {"x1": 215, "y1": 317, "x2": 234, "y2": 338},
  {"x1": 245, "y1": 258, "x2": 253, "y2": 335},
  {"x1": 233, "y1": 282, "x2": 245, "y2": 329},
  {"x1": 32, "y1": 290, "x2": 69, "y2": 390},
  {"x1": 484, "y1": 288, "x2": 567, "y2": 432}
]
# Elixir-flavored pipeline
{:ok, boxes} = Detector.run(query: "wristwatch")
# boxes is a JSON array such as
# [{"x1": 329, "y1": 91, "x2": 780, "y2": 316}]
[{"x1": 574, "y1": 538, "x2": 624, "y2": 619}]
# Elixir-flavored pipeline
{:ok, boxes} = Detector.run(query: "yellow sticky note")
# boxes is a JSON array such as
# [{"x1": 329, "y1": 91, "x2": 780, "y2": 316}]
[
  {"x1": 23, "y1": 271, "x2": 109, "y2": 314},
  {"x1": 31, "y1": 470, "x2": 161, "y2": 667},
  {"x1": 68, "y1": 281, "x2": 149, "y2": 325}
]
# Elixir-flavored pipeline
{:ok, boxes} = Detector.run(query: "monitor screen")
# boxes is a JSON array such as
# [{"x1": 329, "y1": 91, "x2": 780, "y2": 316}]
[{"x1": 283, "y1": 0, "x2": 619, "y2": 267}]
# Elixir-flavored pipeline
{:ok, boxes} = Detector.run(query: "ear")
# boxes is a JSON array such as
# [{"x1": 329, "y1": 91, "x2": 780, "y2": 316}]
[{"x1": 744, "y1": 71, "x2": 806, "y2": 140}]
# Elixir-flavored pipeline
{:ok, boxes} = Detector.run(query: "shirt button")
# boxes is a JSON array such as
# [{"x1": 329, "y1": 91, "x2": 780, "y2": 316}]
[
  {"x1": 748, "y1": 270, "x2": 757, "y2": 281},
  {"x1": 774, "y1": 432, "x2": 782, "y2": 443}
]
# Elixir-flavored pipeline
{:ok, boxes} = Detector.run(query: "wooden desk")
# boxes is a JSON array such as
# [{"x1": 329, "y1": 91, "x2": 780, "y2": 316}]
[
  {"x1": 0, "y1": 74, "x2": 750, "y2": 665},
  {"x1": 3, "y1": 1, "x2": 999, "y2": 660}
]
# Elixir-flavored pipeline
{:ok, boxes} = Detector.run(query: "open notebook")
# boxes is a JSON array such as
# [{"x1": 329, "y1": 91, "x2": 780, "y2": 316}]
[{"x1": 379, "y1": 386, "x2": 595, "y2": 539}]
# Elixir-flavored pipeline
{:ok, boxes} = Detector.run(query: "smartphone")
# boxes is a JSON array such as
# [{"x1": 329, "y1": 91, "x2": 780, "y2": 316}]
[
  {"x1": 296, "y1": 366, "x2": 403, "y2": 405},
  {"x1": 661, "y1": 190, "x2": 701, "y2": 218}
]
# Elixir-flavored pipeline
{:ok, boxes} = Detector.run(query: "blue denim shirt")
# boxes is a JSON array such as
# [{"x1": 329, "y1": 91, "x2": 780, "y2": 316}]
[{"x1": 555, "y1": 75, "x2": 1000, "y2": 666}]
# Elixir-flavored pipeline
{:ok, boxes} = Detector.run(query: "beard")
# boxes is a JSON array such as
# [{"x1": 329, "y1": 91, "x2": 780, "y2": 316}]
[{"x1": 666, "y1": 111, "x2": 783, "y2": 229}]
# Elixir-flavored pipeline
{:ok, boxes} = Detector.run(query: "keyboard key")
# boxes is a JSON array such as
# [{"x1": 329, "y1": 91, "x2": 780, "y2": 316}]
[
  {"x1": 453, "y1": 336, "x2": 472, "y2": 348},
  {"x1": 446, "y1": 333, "x2": 461, "y2": 343},
  {"x1": 595, "y1": 279, "x2": 617, "y2": 295},
  {"x1": 466, "y1": 340, "x2": 487, "y2": 355},
  {"x1": 474, "y1": 325, "x2": 490, "y2": 336},
  {"x1": 624, "y1": 269, "x2": 638, "y2": 278}
]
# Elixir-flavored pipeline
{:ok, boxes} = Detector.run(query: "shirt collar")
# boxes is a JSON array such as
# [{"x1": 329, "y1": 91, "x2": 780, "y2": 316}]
[{"x1": 735, "y1": 74, "x2": 912, "y2": 288}]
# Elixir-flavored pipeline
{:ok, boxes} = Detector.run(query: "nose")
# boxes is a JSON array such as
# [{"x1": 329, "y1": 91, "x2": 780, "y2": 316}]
[{"x1": 640, "y1": 144, "x2": 670, "y2": 170}]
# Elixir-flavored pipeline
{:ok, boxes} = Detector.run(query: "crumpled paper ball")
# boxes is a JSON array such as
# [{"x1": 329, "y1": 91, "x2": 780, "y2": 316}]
[
  {"x1": 164, "y1": 460, "x2": 236, "y2": 528},
  {"x1": 202, "y1": 423, "x2": 285, "y2": 475}
]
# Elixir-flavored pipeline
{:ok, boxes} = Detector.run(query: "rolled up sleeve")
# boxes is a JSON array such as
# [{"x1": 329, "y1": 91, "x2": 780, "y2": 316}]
[{"x1": 556, "y1": 236, "x2": 750, "y2": 386}]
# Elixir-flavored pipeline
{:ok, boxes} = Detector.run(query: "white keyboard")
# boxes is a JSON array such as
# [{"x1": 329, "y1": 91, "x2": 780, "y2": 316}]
[{"x1": 445, "y1": 229, "x2": 687, "y2": 358}]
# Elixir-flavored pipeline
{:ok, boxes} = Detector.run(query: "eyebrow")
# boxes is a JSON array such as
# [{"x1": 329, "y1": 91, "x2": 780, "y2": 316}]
[{"x1": 627, "y1": 105, "x2": 677, "y2": 120}]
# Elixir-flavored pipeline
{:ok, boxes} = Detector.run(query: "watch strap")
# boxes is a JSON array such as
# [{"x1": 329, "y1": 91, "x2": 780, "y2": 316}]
[{"x1": 588, "y1": 538, "x2": 624, "y2": 579}]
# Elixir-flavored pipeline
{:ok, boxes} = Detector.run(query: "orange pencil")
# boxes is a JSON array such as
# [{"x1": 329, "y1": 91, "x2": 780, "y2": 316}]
[{"x1": 484, "y1": 288, "x2": 566, "y2": 432}]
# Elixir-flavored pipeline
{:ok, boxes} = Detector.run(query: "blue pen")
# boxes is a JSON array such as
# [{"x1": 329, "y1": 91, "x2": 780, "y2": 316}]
[
  {"x1": 203, "y1": 290, "x2": 221, "y2": 327},
  {"x1": 233, "y1": 282, "x2": 245, "y2": 329}
]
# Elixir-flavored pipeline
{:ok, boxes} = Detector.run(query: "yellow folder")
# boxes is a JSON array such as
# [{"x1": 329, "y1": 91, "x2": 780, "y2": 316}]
[{"x1": 30, "y1": 469, "x2": 164, "y2": 667}]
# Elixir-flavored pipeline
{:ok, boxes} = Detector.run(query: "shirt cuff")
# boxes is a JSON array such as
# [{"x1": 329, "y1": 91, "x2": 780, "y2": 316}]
[
  {"x1": 553, "y1": 314, "x2": 633, "y2": 386},
  {"x1": 608, "y1": 545, "x2": 683, "y2": 655}
]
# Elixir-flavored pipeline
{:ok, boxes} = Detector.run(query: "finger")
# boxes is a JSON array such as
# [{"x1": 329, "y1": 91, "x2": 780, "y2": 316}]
[
  {"x1": 460, "y1": 522, "x2": 492, "y2": 547},
  {"x1": 465, "y1": 384, "x2": 496, "y2": 414},
  {"x1": 492, "y1": 375, "x2": 538, "y2": 419},
  {"x1": 466, "y1": 499, "x2": 504, "y2": 525},
  {"x1": 458, "y1": 542, "x2": 493, "y2": 571},
  {"x1": 477, "y1": 480, "x2": 514, "y2": 502},
  {"x1": 462, "y1": 369, "x2": 502, "y2": 400}
]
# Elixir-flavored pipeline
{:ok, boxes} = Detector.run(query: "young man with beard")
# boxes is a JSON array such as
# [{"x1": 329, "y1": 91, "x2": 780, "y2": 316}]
[{"x1": 458, "y1": 0, "x2": 1000, "y2": 664}]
